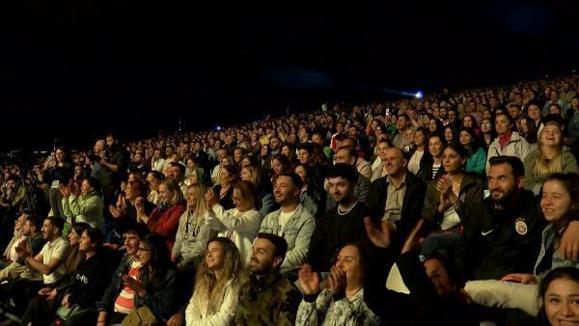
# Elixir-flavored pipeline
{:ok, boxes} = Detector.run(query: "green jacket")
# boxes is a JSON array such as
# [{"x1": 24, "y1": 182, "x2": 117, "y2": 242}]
[
  {"x1": 465, "y1": 147, "x2": 487, "y2": 176},
  {"x1": 62, "y1": 191, "x2": 104, "y2": 228}
]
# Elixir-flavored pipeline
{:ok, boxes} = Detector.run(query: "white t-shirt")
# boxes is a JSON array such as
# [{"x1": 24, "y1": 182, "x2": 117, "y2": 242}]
[
  {"x1": 278, "y1": 207, "x2": 298, "y2": 234},
  {"x1": 39, "y1": 236, "x2": 69, "y2": 285}
]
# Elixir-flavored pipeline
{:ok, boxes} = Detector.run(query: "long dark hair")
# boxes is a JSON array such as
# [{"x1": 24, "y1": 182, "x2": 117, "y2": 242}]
[{"x1": 140, "y1": 234, "x2": 172, "y2": 282}]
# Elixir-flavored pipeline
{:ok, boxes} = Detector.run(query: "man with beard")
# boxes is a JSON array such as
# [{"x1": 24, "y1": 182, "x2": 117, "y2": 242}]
[
  {"x1": 456, "y1": 156, "x2": 579, "y2": 281},
  {"x1": 307, "y1": 163, "x2": 372, "y2": 274},
  {"x1": 259, "y1": 173, "x2": 315, "y2": 276},
  {"x1": 234, "y1": 233, "x2": 301, "y2": 325}
]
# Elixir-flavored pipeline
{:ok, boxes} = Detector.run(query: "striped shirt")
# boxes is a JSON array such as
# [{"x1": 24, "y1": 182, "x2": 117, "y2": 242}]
[{"x1": 114, "y1": 260, "x2": 142, "y2": 314}]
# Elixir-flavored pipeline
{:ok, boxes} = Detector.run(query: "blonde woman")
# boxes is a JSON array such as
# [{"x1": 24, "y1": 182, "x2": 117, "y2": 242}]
[
  {"x1": 206, "y1": 181, "x2": 262, "y2": 263},
  {"x1": 136, "y1": 178, "x2": 186, "y2": 251},
  {"x1": 185, "y1": 237, "x2": 245, "y2": 325},
  {"x1": 172, "y1": 184, "x2": 215, "y2": 270},
  {"x1": 523, "y1": 118, "x2": 578, "y2": 194}
]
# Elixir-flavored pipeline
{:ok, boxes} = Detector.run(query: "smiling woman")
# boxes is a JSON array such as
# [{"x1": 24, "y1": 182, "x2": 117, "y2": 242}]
[{"x1": 539, "y1": 267, "x2": 579, "y2": 325}]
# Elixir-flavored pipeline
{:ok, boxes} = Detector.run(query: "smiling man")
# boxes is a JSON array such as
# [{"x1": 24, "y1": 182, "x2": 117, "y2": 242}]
[{"x1": 259, "y1": 173, "x2": 315, "y2": 276}]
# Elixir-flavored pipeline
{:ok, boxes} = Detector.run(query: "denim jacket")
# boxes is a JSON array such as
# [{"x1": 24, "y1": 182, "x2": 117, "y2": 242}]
[{"x1": 259, "y1": 204, "x2": 316, "y2": 273}]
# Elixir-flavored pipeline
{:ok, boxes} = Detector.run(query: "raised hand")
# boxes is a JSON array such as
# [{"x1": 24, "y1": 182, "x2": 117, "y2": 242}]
[
  {"x1": 298, "y1": 264, "x2": 321, "y2": 296},
  {"x1": 59, "y1": 184, "x2": 71, "y2": 198},
  {"x1": 364, "y1": 217, "x2": 394, "y2": 249},
  {"x1": 205, "y1": 188, "x2": 218, "y2": 208},
  {"x1": 401, "y1": 219, "x2": 425, "y2": 254}
]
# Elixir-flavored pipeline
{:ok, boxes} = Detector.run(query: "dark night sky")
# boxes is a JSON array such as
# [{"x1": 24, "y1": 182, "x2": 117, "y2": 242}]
[{"x1": 0, "y1": 0, "x2": 577, "y2": 151}]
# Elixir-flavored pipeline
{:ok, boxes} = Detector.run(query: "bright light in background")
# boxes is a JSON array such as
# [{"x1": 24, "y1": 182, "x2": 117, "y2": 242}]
[
  {"x1": 216, "y1": 125, "x2": 222, "y2": 131},
  {"x1": 382, "y1": 87, "x2": 424, "y2": 99}
]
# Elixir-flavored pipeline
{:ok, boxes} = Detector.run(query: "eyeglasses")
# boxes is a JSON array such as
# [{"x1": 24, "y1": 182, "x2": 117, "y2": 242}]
[{"x1": 138, "y1": 247, "x2": 151, "y2": 252}]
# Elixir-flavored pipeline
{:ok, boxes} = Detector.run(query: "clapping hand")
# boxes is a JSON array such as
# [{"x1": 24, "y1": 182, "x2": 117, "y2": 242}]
[
  {"x1": 298, "y1": 264, "x2": 321, "y2": 296},
  {"x1": 15, "y1": 240, "x2": 31, "y2": 258},
  {"x1": 328, "y1": 266, "x2": 346, "y2": 295}
]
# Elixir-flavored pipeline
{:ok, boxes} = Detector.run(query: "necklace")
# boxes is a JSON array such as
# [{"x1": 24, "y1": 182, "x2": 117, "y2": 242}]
[{"x1": 338, "y1": 200, "x2": 358, "y2": 216}]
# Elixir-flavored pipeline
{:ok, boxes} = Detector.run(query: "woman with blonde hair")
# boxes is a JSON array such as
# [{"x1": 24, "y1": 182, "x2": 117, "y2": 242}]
[
  {"x1": 172, "y1": 183, "x2": 215, "y2": 271},
  {"x1": 185, "y1": 237, "x2": 245, "y2": 325},
  {"x1": 136, "y1": 178, "x2": 186, "y2": 251},
  {"x1": 523, "y1": 117, "x2": 578, "y2": 194},
  {"x1": 206, "y1": 180, "x2": 262, "y2": 263}
]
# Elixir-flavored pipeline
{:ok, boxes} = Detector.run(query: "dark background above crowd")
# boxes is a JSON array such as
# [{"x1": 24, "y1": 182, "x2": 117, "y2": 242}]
[{"x1": 0, "y1": 0, "x2": 577, "y2": 152}]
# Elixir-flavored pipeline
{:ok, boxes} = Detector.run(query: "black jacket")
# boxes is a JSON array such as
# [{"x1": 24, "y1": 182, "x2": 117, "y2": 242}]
[
  {"x1": 367, "y1": 171, "x2": 426, "y2": 247},
  {"x1": 417, "y1": 152, "x2": 445, "y2": 183},
  {"x1": 421, "y1": 172, "x2": 484, "y2": 231},
  {"x1": 455, "y1": 189, "x2": 546, "y2": 281},
  {"x1": 68, "y1": 248, "x2": 116, "y2": 308}
]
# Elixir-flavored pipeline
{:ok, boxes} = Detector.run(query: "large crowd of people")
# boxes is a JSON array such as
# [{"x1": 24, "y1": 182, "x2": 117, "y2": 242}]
[{"x1": 0, "y1": 75, "x2": 578, "y2": 325}]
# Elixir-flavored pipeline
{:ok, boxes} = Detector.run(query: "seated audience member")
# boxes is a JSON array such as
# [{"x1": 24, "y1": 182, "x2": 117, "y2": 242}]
[
  {"x1": 326, "y1": 147, "x2": 371, "y2": 210},
  {"x1": 457, "y1": 156, "x2": 579, "y2": 283},
  {"x1": 0, "y1": 214, "x2": 45, "y2": 282},
  {"x1": 185, "y1": 237, "x2": 245, "y2": 325},
  {"x1": 61, "y1": 177, "x2": 105, "y2": 229},
  {"x1": 116, "y1": 234, "x2": 178, "y2": 324},
  {"x1": 293, "y1": 164, "x2": 321, "y2": 217},
  {"x1": 537, "y1": 267, "x2": 579, "y2": 326},
  {"x1": 167, "y1": 161, "x2": 188, "y2": 196},
  {"x1": 480, "y1": 117, "x2": 497, "y2": 149},
  {"x1": 407, "y1": 127, "x2": 428, "y2": 176},
  {"x1": 367, "y1": 147, "x2": 426, "y2": 248},
  {"x1": 136, "y1": 179, "x2": 186, "y2": 251},
  {"x1": 364, "y1": 219, "x2": 483, "y2": 325},
  {"x1": 206, "y1": 181, "x2": 262, "y2": 263},
  {"x1": 240, "y1": 163, "x2": 276, "y2": 217},
  {"x1": 260, "y1": 173, "x2": 315, "y2": 276},
  {"x1": 486, "y1": 112, "x2": 531, "y2": 171},
  {"x1": 420, "y1": 144, "x2": 484, "y2": 257},
  {"x1": 145, "y1": 170, "x2": 164, "y2": 205},
  {"x1": 370, "y1": 138, "x2": 394, "y2": 182},
  {"x1": 466, "y1": 173, "x2": 579, "y2": 316},
  {"x1": 271, "y1": 154, "x2": 292, "y2": 183},
  {"x1": 459, "y1": 128, "x2": 487, "y2": 176},
  {"x1": 308, "y1": 164, "x2": 372, "y2": 274},
  {"x1": 1, "y1": 212, "x2": 27, "y2": 270},
  {"x1": 524, "y1": 117, "x2": 578, "y2": 194},
  {"x1": 234, "y1": 233, "x2": 301, "y2": 325},
  {"x1": 172, "y1": 184, "x2": 214, "y2": 271},
  {"x1": 297, "y1": 243, "x2": 385, "y2": 325},
  {"x1": 96, "y1": 225, "x2": 149, "y2": 325},
  {"x1": 109, "y1": 177, "x2": 155, "y2": 241},
  {"x1": 212, "y1": 164, "x2": 238, "y2": 210},
  {"x1": 22, "y1": 227, "x2": 114, "y2": 325},
  {"x1": 417, "y1": 134, "x2": 446, "y2": 182},
  {"x1": 0, "y1": 217, "x2": 70, "y2": 316}
]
